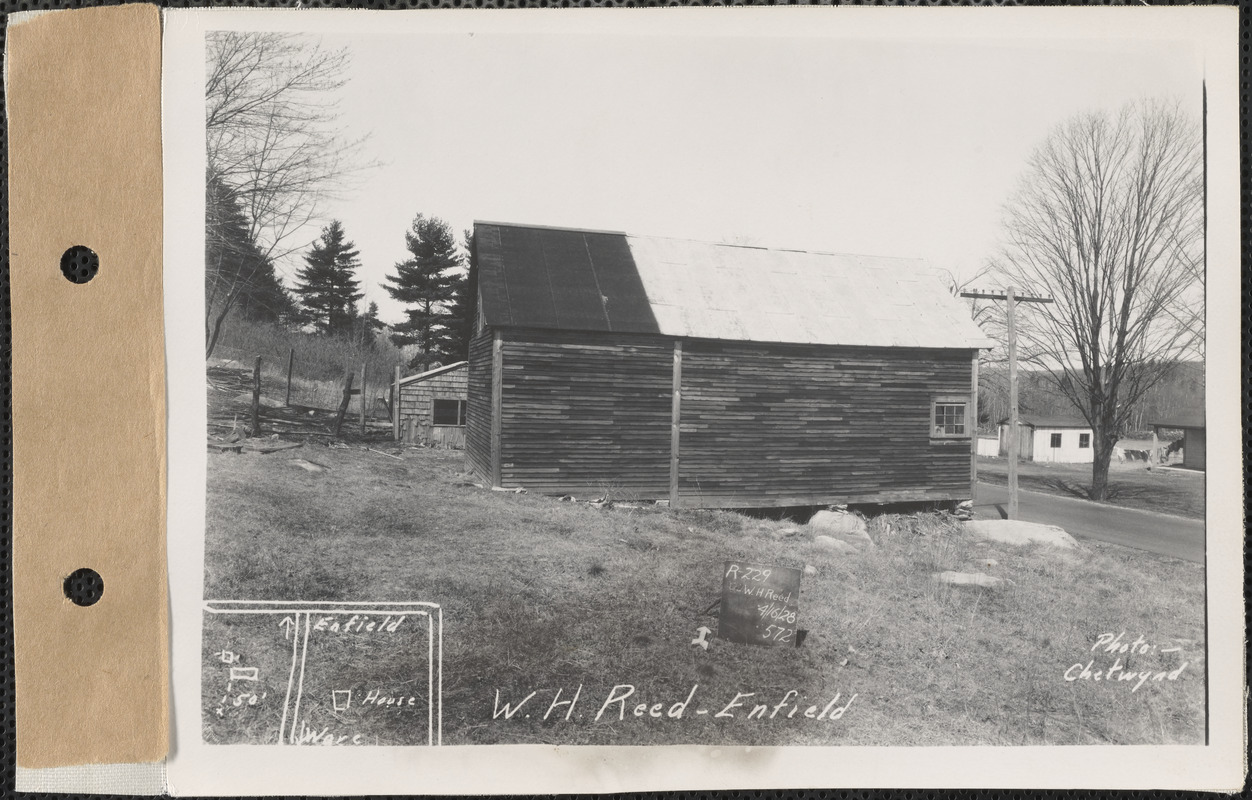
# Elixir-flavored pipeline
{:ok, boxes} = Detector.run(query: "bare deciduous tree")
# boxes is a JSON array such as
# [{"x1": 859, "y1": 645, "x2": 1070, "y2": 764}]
[
  {"x1": 994, "y1": 100, "x2": 1203, "y2": 500},
  {"x1": 205, "y1": 31, "x2": 368, "y2": 357}
]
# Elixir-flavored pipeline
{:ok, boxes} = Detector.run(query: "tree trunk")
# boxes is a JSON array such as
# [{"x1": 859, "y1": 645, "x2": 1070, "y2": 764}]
[
  {"x1": 205, "y1": 287, "x2": 240, "y2": 359},
  {"x1": 1090, "y1": 430, "x2": 1116, "y2": 501}
]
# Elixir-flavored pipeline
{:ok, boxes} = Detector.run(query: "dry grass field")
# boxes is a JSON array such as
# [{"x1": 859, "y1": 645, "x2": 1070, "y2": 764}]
[{"x1": 203, "y1": 433, "x2": 1207, "y2": 747}]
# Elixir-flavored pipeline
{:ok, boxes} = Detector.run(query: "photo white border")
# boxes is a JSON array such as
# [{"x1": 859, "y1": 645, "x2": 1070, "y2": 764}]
[{"x1": 163, "y1": 7, "x2": 1245, "y2": 794}]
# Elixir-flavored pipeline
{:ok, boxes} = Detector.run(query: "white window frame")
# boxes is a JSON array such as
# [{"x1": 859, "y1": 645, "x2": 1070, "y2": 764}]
[{"x1": 930, "y1": 395, "x2": 971, "y2": 440}]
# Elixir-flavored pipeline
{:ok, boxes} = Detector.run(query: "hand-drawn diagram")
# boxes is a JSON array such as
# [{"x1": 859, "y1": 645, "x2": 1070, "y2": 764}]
[{"x1": 203, "y1": 600, "x2": 442, "y2": 746}]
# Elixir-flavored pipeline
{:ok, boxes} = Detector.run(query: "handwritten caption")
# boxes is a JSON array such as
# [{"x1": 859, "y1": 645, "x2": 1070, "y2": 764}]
[
  {"x1": 491, "y1": 684, "x2": 856, "y2": 723},
  {"x1": 1064, "y1": 631, "x2": 1190, "y2": 692}
]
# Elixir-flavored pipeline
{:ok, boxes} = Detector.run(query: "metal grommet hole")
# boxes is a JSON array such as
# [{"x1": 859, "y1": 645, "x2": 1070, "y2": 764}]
[
  {"x1": 60, "y1": 245, "x2": 99, "y2": 284},
  {"x1": 64, "y1": 567, "x2": 104, "y2": 606}
]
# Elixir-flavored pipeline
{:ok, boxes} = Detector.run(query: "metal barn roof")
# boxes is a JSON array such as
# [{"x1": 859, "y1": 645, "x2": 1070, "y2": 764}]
[{"x1": 475, "y1": 222, "x2": 995, "y2": 350}]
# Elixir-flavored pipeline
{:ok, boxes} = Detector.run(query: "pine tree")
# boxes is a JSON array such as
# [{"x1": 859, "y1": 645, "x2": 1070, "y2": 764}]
[
  {"x1": 293, "y1": 220, "x2": 364, "y2": 337},
  {"x1": 383, "y1": 214, "x2": 464, "y2": 370},
  {"x1": 205, "y1": 176, "x2": 295, "y2": 331},
  {"x1": 445, "y1": 228, "x2": 479, "y2": 360}
]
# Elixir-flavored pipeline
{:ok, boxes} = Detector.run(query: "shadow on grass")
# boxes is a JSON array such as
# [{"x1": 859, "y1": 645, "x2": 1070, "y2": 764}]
[{"x1": 1039, "y1": 478, "x2": 1158, "y2": 503}]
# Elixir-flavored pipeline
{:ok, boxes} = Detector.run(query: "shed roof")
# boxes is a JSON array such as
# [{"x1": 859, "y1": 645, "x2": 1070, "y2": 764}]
[
  {"x1": 397, "y1": 360, "x2": 467, "y2": 386},
  {"x1": 999, "y1": 415, "x2": 1091, "y2": 429},
  {"x1": 1151, "y1": 412, "x2": 1205, "y2": 430},
  {"x1": 475, "y1": 222, "x2": 995, "y2": 350}
]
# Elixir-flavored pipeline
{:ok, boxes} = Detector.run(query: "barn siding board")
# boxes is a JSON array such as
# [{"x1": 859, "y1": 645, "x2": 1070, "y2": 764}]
[
  {"x1": 677, "y1": 341, "x2": 973, "y2": 505},
  {"x1": 465, "y1": 332, "x2": 494, "y2": 478},
  {"x1": 497, "y1": 328, "x2": 672, "y2": 496}
]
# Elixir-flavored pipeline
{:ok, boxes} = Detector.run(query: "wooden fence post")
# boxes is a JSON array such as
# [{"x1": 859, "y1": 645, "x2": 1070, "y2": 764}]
[
  {"x1": 285, "y1": 347, "x2": 295, "y2": 407},
  {"x1": 393, "y1": 365, "x2": 402, "y2": 442},
  {"x1": 333, "y1": 372, "x2": 354, "y2": 438},
  {"x1": 360, "y1": 362, "x2": 368, "y2": 436},
  {"x1": 251, "y1": 355, "x2": 262, "y2": 437}
]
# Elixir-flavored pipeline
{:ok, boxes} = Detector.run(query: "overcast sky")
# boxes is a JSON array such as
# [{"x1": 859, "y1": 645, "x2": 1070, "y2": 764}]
[{"x1": 280, "y1": 29, "x2": 1202, "y2": 325}]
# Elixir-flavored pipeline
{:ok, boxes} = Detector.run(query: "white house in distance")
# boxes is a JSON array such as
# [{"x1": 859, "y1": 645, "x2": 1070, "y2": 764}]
[{"x1": 998, "y1": 415, "x2": 1094, "y2": 464}]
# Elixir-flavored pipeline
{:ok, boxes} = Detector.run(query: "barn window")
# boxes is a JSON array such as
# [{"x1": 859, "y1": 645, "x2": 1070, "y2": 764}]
[
  {"x1": 1050, "y1": 433, "x2": 1063, "y2": 448},
  {"x1": 1079, "y1": 433, "x2": 1090, "y2": 448},
  {"x1": 930, "y1": 397, "x2": 969, "y2": 438},
  {"x1": 432, "y1": 399, "x2": 467, "y2": 426}
]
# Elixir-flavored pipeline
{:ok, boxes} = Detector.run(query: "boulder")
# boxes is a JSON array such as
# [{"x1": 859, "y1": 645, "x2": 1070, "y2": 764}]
[
  {"x1": 933, "y1": 571, "x2": 1013, "y2": 589},
  {"x1": 812, "y1": 535, "x2": 857, "y2": 554},
  {"x1": 808, "y1": 510, "x2": 874, "y2": 548},
  {"x1": 803, "y1": 564, "x2": 818, "y2": 577},
  {"x1": 964, "y1": 519, "x2": 1080, "y2": 550}
]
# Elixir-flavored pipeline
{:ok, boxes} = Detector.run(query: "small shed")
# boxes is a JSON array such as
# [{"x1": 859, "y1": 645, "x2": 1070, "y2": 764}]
[
  {"x1": 997, "y1": 415, "x2": 1094, "y2": 464},
  {"x1": 393, "y1": 361, "x2": 468, "y2": 448},
  {"x1": 1150, "y1": 412, "x2": 1205, "y2": 470},
  {"x1": 466, "y1": 222, "x2": 994, "y2": 508}
]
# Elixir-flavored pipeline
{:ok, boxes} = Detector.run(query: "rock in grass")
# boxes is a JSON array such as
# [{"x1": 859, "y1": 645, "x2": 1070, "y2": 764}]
[
  {"x1": 963, "y1": 519, "x2": 1079, "y2": 550},
  {"x1": 233, "y1": 393, "x2": 283, "y2": 408},
  {"x1": 812, "y1": 535, "x2": 857, "y2": 554},
  {"x1": 288, "y1": 458, "x2": 329, "y2": 473},
  {"x1": 803, "y1": 564, "x2": 818, "y2": 577},
  {"x1": 808, "y1": 510, "x2": 874, "y2": 548},
  {"x1": 932, "y1": 571, "x2": 1013, "y2": 589}
]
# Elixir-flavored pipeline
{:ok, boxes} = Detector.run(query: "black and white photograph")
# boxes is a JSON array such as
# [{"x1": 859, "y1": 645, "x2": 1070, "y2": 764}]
[{"x1": 161, "y1": 6, "x2": 1242, "y2": 794}]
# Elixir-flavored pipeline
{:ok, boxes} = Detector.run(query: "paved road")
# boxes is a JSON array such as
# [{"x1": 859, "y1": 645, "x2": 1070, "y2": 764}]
[{"x1": 973, "y1": 481, "x2": 1205, "y2": 564}]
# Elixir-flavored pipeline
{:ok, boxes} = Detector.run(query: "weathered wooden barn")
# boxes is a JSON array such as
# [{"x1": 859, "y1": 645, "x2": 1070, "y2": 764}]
[
  {"x1": 465, "y1": 222, "x2": 994, "y2": 508},
  {"x1": 393, "y1": 361, "x2": 468, "y2": 448}
]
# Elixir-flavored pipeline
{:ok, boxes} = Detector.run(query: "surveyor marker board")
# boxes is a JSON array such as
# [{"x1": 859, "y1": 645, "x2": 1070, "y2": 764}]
[{"x1": 718, "y1": 561, "x2": 802, "y2": 646}]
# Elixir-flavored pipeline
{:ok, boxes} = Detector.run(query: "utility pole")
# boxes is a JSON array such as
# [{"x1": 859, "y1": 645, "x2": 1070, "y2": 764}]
[{"x1": 960, "y1": 287, "x2": 1053, "y2": 520}]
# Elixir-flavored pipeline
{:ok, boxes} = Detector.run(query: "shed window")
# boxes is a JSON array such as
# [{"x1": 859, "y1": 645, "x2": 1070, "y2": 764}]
[
  {"x1": 1050, "y1": 433, "x2": 1063, "y2": 448},
  {"x1": 931, "y1": 397, "x2": 968, "y2": 438},
  {"x1": 1079, "y1": 433, "x2": 1090, "y2": 448},
  {"x1": 432, "y1": 399, "x2": 467, "y2": 426}
]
